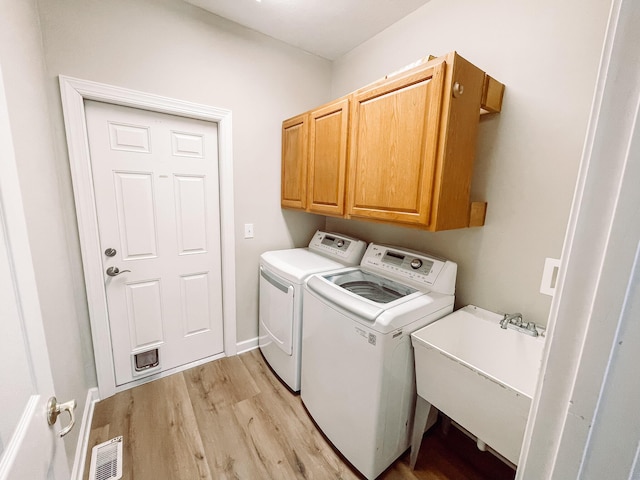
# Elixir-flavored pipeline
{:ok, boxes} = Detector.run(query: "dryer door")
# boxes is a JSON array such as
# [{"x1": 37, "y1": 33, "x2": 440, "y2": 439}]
[{"x1": 259, "y1": 266, "x2": 294, "y2": 355}]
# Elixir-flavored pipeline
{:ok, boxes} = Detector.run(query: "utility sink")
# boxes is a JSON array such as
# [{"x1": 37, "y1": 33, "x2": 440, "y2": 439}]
[{"x1": 410, "y1": 305, "x2": 546, "y2": 465}]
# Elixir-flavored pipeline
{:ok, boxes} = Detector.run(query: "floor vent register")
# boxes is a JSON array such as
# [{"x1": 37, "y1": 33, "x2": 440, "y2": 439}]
[{"x1": 88, "y1": 436, "x2": 123, "y2": 480}]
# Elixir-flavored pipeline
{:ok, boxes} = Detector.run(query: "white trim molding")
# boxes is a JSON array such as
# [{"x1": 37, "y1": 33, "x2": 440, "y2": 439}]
[
  {"x1": 70, "y1": 388, "x2": 99, "y2": 480},
  {"x1": 59, "y1": 76, "x2": 237, "y2": 399},
  {"x1": 236, "y1": 337, "x2": 259, "y2": 355}
]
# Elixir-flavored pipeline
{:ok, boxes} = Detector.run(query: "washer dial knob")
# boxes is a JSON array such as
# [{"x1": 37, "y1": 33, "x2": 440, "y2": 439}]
[
  {"x1": 336, "y1": 239, "x2": 344, "y2": 248},
  {"x1": 410, "y1": 258, "x2": 423, "y2": 269}
]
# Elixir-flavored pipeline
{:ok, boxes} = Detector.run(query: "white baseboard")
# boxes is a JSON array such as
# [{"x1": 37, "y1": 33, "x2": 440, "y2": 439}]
[
  {"x1": 236, "y1": 336, "x2": 259, "y2": 354},
  {"x1": 70, "y1": 387, "x2": 99, "y2": 480}
]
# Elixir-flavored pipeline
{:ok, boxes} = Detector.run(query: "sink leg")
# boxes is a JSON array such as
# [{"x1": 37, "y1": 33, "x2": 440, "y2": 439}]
[
  {"x1": 442, "y1": 415, "x2": 452, "y2": 436},
  {"x1": 410, "y1": 396, "x2": 433, "y2": 469}
]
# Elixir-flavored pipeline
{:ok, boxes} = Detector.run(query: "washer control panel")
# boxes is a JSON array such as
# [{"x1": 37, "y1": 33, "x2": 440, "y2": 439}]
[
  {"x1": 308, "y1": 230, "x2": 367, "y2": 265},
  {"x1": 361, "y1": 244, "x2": 457, "y2": 294}
]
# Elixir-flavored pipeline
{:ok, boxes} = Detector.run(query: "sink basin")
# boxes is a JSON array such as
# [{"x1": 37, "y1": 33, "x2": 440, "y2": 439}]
[{"x1": 410, "y1": 305, "x2": 545, "y2": 464}]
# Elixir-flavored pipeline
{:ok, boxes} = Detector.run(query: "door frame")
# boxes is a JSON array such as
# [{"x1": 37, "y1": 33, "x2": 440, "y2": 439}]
[
  {"x1": 517, "y1": 0, "x2": 640, "y2": 476},
  {"x1": 59, "y1": 76, "x2": 237, "y2": 399}
]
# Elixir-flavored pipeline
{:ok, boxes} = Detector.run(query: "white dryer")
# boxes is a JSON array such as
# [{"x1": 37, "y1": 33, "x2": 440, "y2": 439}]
[
  {"x1": 259, "y1": 230, "x2": 366, "y2": 392},
  {"x1": 300, "y1": 243, "x2": 457, "y2": 480}
]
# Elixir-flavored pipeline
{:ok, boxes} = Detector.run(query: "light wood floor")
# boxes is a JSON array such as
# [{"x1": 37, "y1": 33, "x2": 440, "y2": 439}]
[{"x1": 83, "y1": 350, "x2": 515, "y2": 479}]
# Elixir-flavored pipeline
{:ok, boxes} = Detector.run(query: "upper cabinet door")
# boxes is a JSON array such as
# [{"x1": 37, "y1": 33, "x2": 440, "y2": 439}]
[
  {"x1": 307, "y1": 98, "x2": 350, "y2": 216},
  {"x1": 281, "y1": 113, "x2": 309, "y2": 209},
  {"x1": 347, "y1": 60, "x2": 446, "y2": 225}
]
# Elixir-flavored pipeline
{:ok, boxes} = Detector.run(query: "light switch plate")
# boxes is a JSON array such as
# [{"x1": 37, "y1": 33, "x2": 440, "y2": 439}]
[
  {"x1": 244, "y1": 223, "x2": 254, "y2": 239},
  {"x1": 540, "y1": 257, "x2": 561, "y2": 296}
]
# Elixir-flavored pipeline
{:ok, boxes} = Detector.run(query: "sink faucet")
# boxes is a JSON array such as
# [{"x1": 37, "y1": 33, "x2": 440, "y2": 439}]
[
  {"x1": 500, "y1": 313, "x2": 522, "y2": 329},
  {"x1": 500, "y1": 313, "x2": 539, "y2": 337}
]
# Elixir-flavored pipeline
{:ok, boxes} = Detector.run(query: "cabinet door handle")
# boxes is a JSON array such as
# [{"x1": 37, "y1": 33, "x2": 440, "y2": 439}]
[{"x1": 453, "y1": 82, "x2": 464, "y2": 97}]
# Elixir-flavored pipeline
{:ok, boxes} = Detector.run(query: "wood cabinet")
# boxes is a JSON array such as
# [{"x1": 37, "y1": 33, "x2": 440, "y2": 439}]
[
  {"x1": 281, "y1": 51, "x2": 504, "y2": 231},
  {"x1": 347, "y1": 60, "x2": 446, "y2": 226},
  {"x1": 281, "y1": 98, "x2": 350, "y2": 216},
  {"x1": 281, "y1": 113, "x2": 308, "y2": 209},
  {"x1": 307, "y1": 98, "x2": 349, "y2": 216}
]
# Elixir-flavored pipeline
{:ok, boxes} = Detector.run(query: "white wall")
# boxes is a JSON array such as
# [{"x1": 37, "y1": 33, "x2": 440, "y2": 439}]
[{"x1": 326, "y1": 0, "x2": 612, "y2": 326}]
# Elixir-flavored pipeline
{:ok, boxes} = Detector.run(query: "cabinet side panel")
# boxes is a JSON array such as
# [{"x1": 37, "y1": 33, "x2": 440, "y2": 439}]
[{"x1": 431, "y1": 54, "x2": 485, "y2": 230}]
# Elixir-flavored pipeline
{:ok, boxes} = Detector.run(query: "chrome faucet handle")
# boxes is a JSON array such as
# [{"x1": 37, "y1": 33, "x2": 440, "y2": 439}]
[{"x1": 501, "y1": 312, "x2": 523, "y2": 329}]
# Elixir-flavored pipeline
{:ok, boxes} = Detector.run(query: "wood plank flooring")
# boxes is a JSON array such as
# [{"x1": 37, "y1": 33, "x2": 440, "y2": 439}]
[{"x1": 83, "y1": 350, "x2": 515, "y2": 479}]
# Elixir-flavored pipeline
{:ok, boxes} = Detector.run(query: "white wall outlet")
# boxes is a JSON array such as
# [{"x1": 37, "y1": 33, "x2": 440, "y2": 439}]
[{"x1": 244, "y1": 223, "x2": 254, "y2": 239}]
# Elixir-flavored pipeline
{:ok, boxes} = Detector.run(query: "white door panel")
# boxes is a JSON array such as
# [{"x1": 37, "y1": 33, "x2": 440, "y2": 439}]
[
  {"x1": 0, "y1": 67, "x2": 69, "y2": 478},
  {"x1": 85, "y1": 100, "x2": 224, "y2": 386},
  {"x1": 174, "y1": 175, "x2": 208, "y2": 254},
  {"x1": 113, "y1": 172, "x2": 158, "y2": 259},
  {"x1": 0, "y1": 211, "x2": 66, "y2": 480},
  {"x1": 125, "y1": 280, "x2": 164, "y2": 348}
]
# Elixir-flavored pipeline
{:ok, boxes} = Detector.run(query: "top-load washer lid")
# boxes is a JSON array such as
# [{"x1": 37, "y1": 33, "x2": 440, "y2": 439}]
[
  {"x1": 259, "y1": 230, "x2": 367, "y2": 285},
  {"x1": 305, "y1": 243, "x2": 458, "y2": 332},
  {"x1": 306, "y1": 267, "x2": 428, "y2": 325},
  {"x1": 325, "y1": 270, "x2": 417, "y2": 304},
  {"x1": 260, "y1": 248, "x2": 347, "y2": 285}
]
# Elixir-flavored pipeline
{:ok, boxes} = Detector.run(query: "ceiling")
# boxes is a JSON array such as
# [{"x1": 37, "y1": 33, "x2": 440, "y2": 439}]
[{"x1": 183, "y1": 0, "x2": 431, "y2": 60}]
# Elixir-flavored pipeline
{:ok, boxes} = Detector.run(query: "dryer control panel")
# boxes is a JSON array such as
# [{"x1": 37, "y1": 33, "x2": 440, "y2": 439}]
[
  {"x1": 308, "y1": 230, "x2": 367, "y2": 266},
  {"x1": 361, "y1": 244, "x2": 457, "y2": 295}
]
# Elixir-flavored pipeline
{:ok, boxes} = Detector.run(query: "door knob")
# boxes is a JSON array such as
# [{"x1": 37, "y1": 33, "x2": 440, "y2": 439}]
[
  {"x1": 47, "y1": 396, "x2": 77, "y2": 437},
  {"x1": 106, "y1": 266, "x2": 131, "y2": 277}
]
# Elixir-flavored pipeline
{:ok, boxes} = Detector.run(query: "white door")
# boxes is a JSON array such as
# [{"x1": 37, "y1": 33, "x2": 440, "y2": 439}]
[
  {"x1": 0, "y1": 72, "x2": 69, "y2": 478},
  {"x1": 84, "y1": 100, "x2": 224, "y2": 386}
]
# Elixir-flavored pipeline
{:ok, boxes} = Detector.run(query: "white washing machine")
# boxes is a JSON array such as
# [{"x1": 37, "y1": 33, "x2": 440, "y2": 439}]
[
  {"x1": 300, "y1": 243, "x2": 457, "y2": 479},
  {"x1": 259, "y1": 230, "x2": 366, "y2": 392}
]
